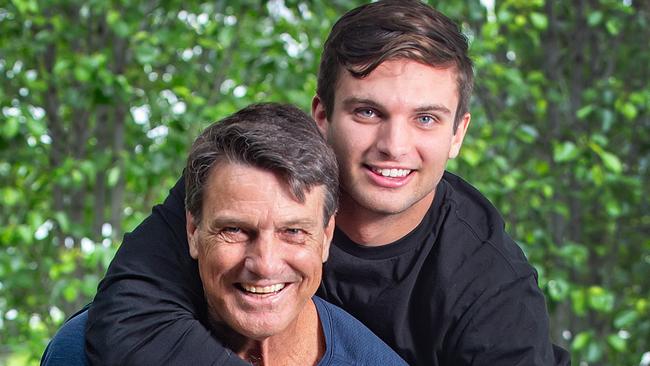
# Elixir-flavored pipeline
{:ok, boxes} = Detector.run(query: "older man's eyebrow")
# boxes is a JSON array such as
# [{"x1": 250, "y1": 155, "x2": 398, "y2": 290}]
[
  {"x1": 205, "y1": 216, "x2": 250, "y2": 229},
  {"x1": 277, "y1": 218, "x2": 320, "y2": 228}
]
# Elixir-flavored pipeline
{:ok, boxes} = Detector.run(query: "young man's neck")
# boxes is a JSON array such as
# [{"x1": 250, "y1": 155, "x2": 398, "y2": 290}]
[
  {"x1": 336, "y1": 191, "x2": 435, "y2": 246},
  {"x1": 219, "y1": 300, "x2": 325, "y2": 366}
]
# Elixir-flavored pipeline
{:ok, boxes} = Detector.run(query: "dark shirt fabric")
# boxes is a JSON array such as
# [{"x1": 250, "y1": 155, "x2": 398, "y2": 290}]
[
  {"x1": 86, "y1": 171, "x2": 570, "y2": 365},
  {"x1": 44, "y1": 297, "x2": 406, "y2": 366},
  {"x1": 317, "y1": 172, "x2": 569, "y2": 365}
]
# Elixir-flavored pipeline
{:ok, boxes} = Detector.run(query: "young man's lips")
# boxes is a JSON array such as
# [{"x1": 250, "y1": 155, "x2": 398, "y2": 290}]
[
  {"x1": 364, "y1": 165, "x2": 414, "y2": 188},
  {"x1": 369, "y1": 166, "x2": 412, "y2": 178}
]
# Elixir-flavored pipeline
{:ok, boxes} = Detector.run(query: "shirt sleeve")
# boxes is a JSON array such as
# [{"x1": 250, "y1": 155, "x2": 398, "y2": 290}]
[
  {"x1": 85, "y1": 176, "x2": 249, "y2": 366},
  {"x1": 446, "y1": 271, "x2": 571, "y2": 366},
  {"x1": 42, "y1": 309, "x2": 89, "y2": 366}
]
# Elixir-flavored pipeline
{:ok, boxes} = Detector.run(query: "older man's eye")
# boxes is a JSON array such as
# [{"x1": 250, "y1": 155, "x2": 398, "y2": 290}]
[
  {"x1": 219, "y1": 227, "x2": 248, "y2": 242},
  {"x1": 282, "y1": 228, "x2": 307, "y2": 243}
]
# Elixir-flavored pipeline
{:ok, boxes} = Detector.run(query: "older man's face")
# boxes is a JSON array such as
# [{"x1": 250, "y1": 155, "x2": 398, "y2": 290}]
[{"x1": 186, "y1": 162, "x2": 334, "y2": 340}]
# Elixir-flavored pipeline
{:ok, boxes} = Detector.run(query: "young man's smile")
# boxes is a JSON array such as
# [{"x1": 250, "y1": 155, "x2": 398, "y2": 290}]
[{"x1": 313, "y1": 59, "x2": 470, "y2": 244}]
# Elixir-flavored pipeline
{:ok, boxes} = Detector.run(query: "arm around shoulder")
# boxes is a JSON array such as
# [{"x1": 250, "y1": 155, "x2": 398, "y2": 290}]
[{"x1": 85, "y1": 177, "x2": 248, "y2": 365}]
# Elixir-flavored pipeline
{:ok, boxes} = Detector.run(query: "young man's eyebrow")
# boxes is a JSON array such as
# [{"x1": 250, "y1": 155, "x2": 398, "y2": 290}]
[
  {"x1": 342, "y1": 97, "x2": 452, "y2": 116},
  {"x1": 413, "y1": 104, "x2": 452, "y2": 116},
  {"x1": 341, "y1": 97, "x2": 383, "y2": 109}
]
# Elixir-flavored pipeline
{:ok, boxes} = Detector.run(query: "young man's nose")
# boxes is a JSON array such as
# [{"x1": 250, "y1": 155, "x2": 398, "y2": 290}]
[{"x1": 375, "y1": 120, "x2": 412, "y2": 160}]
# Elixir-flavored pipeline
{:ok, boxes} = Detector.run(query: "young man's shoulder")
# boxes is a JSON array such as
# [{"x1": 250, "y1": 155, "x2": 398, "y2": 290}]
[{"x1": 436, "y1": 171, "x2": 537, "y2": 284}]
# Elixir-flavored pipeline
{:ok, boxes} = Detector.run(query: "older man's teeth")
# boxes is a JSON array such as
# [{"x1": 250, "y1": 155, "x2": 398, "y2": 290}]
[
  {"x1": 241, "y1": 283, "x2": 285, "y2": 294},
  {"x1": 372, "y1": 167, "x2": 411, "y2": 177}
]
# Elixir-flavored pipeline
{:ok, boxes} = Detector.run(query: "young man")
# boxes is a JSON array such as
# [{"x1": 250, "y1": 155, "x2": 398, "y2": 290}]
[
  {"x1": 44, "y1": 104, "x2": 406, "y2": 366},
  {"x1": 87, "y1": 1, "x2": 569, "y2": 365}
]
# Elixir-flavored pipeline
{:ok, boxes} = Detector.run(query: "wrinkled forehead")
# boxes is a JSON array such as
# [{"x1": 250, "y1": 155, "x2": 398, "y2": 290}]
[{"x1": 203, "y1": 161, "x2": 327, "y2": 225}]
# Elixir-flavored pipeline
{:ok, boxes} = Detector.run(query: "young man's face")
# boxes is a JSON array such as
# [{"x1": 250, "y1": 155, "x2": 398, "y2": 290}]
[
  {"x1": 313, "y1": 59, "x2": 470, "y2": 219},
  {"x1": 186, "y1": 162, "x2": 334, "y2": 340}
]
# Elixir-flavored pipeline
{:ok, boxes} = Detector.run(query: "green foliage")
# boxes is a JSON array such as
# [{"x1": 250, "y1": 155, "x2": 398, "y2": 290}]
[
  {"x1": 1, "y1": 0, "x2": 648, "y2": 365},
  {"x1": 449, "y1": 0, "x2": 650, "y2": 364}
]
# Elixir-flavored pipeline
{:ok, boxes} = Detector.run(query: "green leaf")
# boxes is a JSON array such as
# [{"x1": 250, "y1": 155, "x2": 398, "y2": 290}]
[
  {"x1": 516, "y1": 124, "x2": 538, "y2": 143},
  {"x1": 587, "y1": 11, "x2": 603, "y2": 26},
  {"x1": 547, "y1": 278, "x2": 570, "y2": 301},
  {"x1": 74, "y1": 65, "x2": 91, "y2": 82},
  {"x1": 2, "y1": 188, "x2": 20, "y2": 207},
  {"x1": 572, "y1": 331, "x2": 591, "y2": 351},
  {"x1": 600, "y1": 151, "x2": 623, "y2": 174},
  {"x1": 605, "y1": 200, "x2": 621, "y2": 217},
  {"x1": 2, "y1": 117, "x2": 20, "y2": 138},
  {"x1": 587, "y1": 286, "x2": 615, "y2": 313},
  {"x1": 63, "y1": 283, "x2": 79, "y2": 302},
  {"x1": 135, "y1": 43, "x2": 160, "y2": 65},
  {"x1": 570, "y1": 289, "x2": 587, "y2": 316},
  {"x1": 529, "y1": 13, "x2": 548, "y2": 30},
  {"x1": 590, "y1": 165, "x2": 604, "y2": 186},
  {"x1": 576, "y1": 104, "x2": 594, "y2": 120},
  {"x1": 26, "y1": 118, "x2": 47, "y2": 136},
  {"x1": 620, "y1": 102, "x2": 637, "y2": 120},
  {"x1": 11, "y1": 0, "x2": 39, "y2": 14},
  {"x1": 553, "y1": 141, "x2": 579, "y2": 163},
  {"x1": 613, "y1": 310, "x2": 637, "y2": 328},
  {"x1": 557, "y1": 244, "x2": 588, "y2": 266},
  {"x1": 606, "y1": 19, "x2": 621, "y2": 35},
  {"x1": 606, "y1": 334, "x2": 626, "y2": 352},
  {"x1": 71, "y1": 169, "x2": 84, "y2": 186},
  {"x1": 460, "y1": 147, "x2": 480, "y2": 167},
  {"x1": 54, "y1": 212, "x2": 71, "y2": 233},
  {"x1": 586, "y1": 341, "x2": 603, "y2": 362},
  {"x1": 107, "y1": 166, "x2": 121, "y2": 187}
]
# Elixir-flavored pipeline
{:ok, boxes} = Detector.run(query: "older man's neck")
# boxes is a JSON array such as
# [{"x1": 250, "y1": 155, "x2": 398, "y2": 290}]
[{"x1": 231, "y1": 300, "x2": 325, "y2": 366}]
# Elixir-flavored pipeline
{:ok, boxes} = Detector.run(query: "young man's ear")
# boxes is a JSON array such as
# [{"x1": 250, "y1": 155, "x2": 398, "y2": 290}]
[
  {"x1": 186, "y1": 211, "x2": 199, "y2": 259},
  {"x1": 321, "y1": 215, "x2": 335, "y2": 263},
  {"x1": 311, "y1": 95, "x2": 329, "y2": 137},
  {"x1": 448, "y1": 112, "x2": 471, "y2": 159}
]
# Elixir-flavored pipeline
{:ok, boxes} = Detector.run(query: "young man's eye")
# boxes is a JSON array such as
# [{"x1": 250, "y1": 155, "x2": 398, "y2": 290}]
[
  {"x1": 416, "y1": 115, "x2": 436, "y2": 126},
  {"x1": 356, "y1": 108, "x2": 376, "y2": 118}
]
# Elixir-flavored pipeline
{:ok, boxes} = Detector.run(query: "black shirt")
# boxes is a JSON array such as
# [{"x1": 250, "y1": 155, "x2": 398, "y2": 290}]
[{"x1": 86, "y1": 171, "x2": 570, "y2": 365}]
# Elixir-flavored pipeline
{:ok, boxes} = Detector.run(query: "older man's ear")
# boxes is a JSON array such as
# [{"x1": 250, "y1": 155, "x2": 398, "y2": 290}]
[
  {"x1": 186, "y1": 211, "x2": 199, "y2": 260},
  {"x1": 322, "y1": 215, "x2": 335, "y2": 263}
]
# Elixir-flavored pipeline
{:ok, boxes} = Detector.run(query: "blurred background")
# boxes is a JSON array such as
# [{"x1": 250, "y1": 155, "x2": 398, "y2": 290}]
[{"x1": 0, "y1": 0, "x2": 648, "y2": 365}]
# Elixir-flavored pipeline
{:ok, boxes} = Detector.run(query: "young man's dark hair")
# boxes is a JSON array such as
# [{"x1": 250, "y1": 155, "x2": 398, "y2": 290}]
[
  {"x1": 317, "y1": 0, "x2": 473, "y2": 130},
  {"x1": 184, "y1": 103, "x2": 338, "y2": 227}
]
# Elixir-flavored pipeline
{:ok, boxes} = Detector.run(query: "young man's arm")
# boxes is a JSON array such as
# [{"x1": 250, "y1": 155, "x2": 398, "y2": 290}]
[
  {"x1": 447, "y1": 265, "x2": 571, "y2": 366},
  {"x1": 85, "y1": 177, "x2": 248, "y2": 365}
]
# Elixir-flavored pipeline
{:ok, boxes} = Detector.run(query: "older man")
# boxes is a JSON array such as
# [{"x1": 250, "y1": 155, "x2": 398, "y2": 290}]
[{"x1": 43, "y1": 103, "x2": 406, "y2": 366}]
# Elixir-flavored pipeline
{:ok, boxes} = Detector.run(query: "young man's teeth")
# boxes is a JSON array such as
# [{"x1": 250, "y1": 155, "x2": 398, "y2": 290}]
[
  {"x1": 373, "y1": 167, "x2": 411, "y2": 177},
  {"x1": 241, "y1": 283, "x2": 285, "y2": 294}
]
